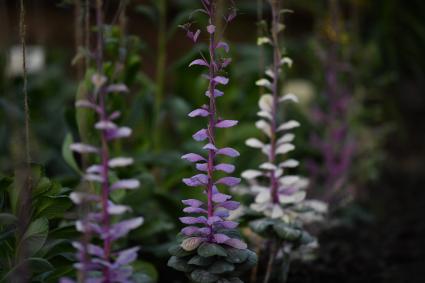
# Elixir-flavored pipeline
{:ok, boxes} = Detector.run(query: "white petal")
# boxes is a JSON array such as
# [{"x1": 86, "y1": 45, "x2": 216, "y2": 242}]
[
  {"x1": 111, "y1": 179, "x2": 140, "y2": 190},
  {"x1": 241, "y1": 170, "x2": 263, "y2": 179},
  {"x1": 277, "y1": 133, "x2": 295, "y2": 144},
  {"x1": 70, "y1": 143, "x2": 99, "y2": 154},
  {"x1": 256, "y1": 120, "x2": 272, "y2": 137},
  {"x1": 256, "y1": 79, "x2": 273, "y2": 90},
  {"x1": 257, "y1": 110, "x2": 273, "y2": 120},
  {"x1": 259, "y1": 162, "x2": 277, "y2": 171},
  {"x1": 95, "y1": 121, "x2": 117, "y2": 130},
  {"x1": 277, "y1": 120, "x2": 300, "y2": 131},
  {"x1": 280, "y1": 57, "x2": 293, "y2": 67},
  {"x1": 279, "y1": 175, "x2": 300, "y2": 186},
  {"x1": 86, "y1": 165, "x2": 102, "y2": 174},
  {"x1": 280, "y1": 191, "x2": 306, "y2": 204},
  {"x1": 108, "y1": 203, "x2": 131, "y2": 215},
  {"x1": 255, "y1": 190, "x2": 270, "y2": 203},
  {"x1": 276, "y1": 143, "x2": 295, "y2": 155},
  {"x1": 258, "y1": 94, "x2": 273, "y2": 112},
  {"x1": 271, "y1": 204, "x2": 284, "y2": 219},
  {"x1": 108, "y1": 157, "x2": 134, "y2": 168},
  {"x1": 279, "y1": 159, "x2": 299, "y2": 168},
  {"x1": 245, "y1": 138, "x2": 264, "y2": 148},
  {"x1": 84, "y1": 174, "x2": 104, "y2": 183},
  {"x1": 279, "y1": 93, "x2": 298, "y2": 103}
]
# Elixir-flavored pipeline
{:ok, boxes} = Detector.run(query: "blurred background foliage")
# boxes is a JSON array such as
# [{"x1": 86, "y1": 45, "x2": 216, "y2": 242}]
[{"x1": 1, "y1": 0, "x2": 424, "y2": 282}]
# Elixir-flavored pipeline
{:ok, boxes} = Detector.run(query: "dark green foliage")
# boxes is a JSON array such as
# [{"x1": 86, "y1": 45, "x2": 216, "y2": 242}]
[
  {"x1": 167, "y1": 240, "x2": 257, "y2": 283},
  {"x1": 249, "y1": 217, "x2": 314, "y2": 245},
  {"x1": 0, "y1": 165, "x2": 74, "y2": 282}
]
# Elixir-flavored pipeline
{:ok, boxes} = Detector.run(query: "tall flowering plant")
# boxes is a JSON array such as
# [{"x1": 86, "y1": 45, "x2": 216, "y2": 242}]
[
  {"x1": 62, "y1": 1, "x2": 143, "y2": 282},
  {"x1": 168, "y1": 1, "x2": 257, "y2": 282},
  {"x1": 240, "y1": 1, "x2": 327, "y2": 282}
]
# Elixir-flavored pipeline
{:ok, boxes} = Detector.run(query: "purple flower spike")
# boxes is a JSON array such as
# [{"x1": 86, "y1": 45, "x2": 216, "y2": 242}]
[
  {"x1": 171, "y1": 2, "x2": 253, "y2": 279},
  {"x1": 66, "y1": 2, "x2": 144, "y2": 282}
]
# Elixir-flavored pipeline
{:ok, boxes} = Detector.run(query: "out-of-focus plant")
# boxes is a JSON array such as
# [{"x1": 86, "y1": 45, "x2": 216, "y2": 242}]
[
  {"x1": 0, "y1": 165, "x2": 74, "y2": 282},
  {"x1": 61, "y1": 1, "x2": 146, "y2": 282},
  {"x1": 305, "y1": 0, "x2": 356, "y2": 209},
  {"x1": 239, "y1": 1, "x2": 327, "y2": 282},
  {"x1": 167, "y1": 1, "x2": 257, "y2": 282}
]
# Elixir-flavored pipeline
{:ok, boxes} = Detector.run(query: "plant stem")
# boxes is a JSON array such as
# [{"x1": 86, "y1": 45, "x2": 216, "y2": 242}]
[
  {"x1": 263, "y1": 239, "x2": 279, "y2": 283},
  {"x1": 95, "y1": 1, "x2": 112, "y2": 281},
  {"x1": 206, "y1": 0, "x2": 217, "y2": 240},
  {"x1": 269, "y1": 0, "x2": 282, "y2": 204},
  {"x1": 154, "y1": 0, "x2": 167, "y2": 150}
]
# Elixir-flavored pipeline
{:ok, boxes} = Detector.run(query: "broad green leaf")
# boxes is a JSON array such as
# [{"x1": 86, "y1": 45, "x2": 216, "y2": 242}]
[
  {"x1": 0, "y1": 213, "x2": 17, "y2": 225},
  {"x1": 19, "y1": 218, "x2": 49, "y2": 257},
  {"x1": 225, "y1": 248, "x2": 249, "y2": 264},
  {"x1": 208, "y1": 260, "x2": 235, "y2": 274},
  {"x1": 167, "y1": 256, "x2": 193, "y2": 272},
  {"x1": 198, "y1": 242, "x2": 227, "y2": 257},
  {"x1": 273, "y1": 222, "x2": 301, "y2": 241},
  {"x1": 168, "y1": 245, "x2": 192, "y2": 257},
  {"x1": 190, "y1": 269, "x2": 219, "y2": 283},
  {"x1": 188, "y1": 255, "x2": 214, "y2": 266}
]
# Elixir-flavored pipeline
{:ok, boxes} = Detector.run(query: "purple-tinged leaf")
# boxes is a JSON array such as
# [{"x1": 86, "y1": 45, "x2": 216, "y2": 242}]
[
  {"x1": 216, "y1": 177, "x2": 241, "y2": 187},
  {"x1": 70, "y1": 143, "x2": 99, "y2": 154},
  {"x1": 91, "y1": 73, "x2": 107, "y2": 88},
  {"x1": 111, "y1": 179, "x2": 140, "y2": 191},
  {"x1": 189, "y1": 108, "x2": 209, "y2": 117},
  {"x1": 216, "y1": 221, "x2": 238, "y2": 229},
  {"x1": 189, "y1": 59, "x2": 209, "y2": 68},
  {"x1": 214, "y1": 163, "x2": 235, "y2": 173},
  {"x1": 214, "y1": 209, "x2": 230, "y2": 218},
  {"x1": 186, "y1": 29, "x2": 201, "y2": 42},
  {"x1": 109, "y1": 217, "x2": 144, "y2": 240},
  {"x1": 183, "y1": 174, "x2": 208, "y2": 187},
  {"x1": 213, "y1": 233, "x2": 231, "y2": 244},
  {"x1": 75, "y1": 100, "x2": 100, "y2": 112},
  {"x1": 183, "y1": 207, "x2": 207, "y2": 214},
  {"x1": 180, "y1": 216, "x2": 207, "y2": 225},
  {"x1": 107, "y1": 127, "x2": 132, "y2": 140},
  {"x1": 86, "y1": 164, "x2": 102, "y2": 174},
  {"x1": 217, "y1": 147, "x2": 240, "y2": 157},
  {"x1": 207, "y1": 24, "x2": 216, "y2": 34},
  {"x1": 95, "y1": 120, "x2": 117, "y2": 130},
  {"x1": 196, "y1": 163, "x2": 208, "y2": 172},
  {"x1": 212, "y1": 193, "x2": 232, "y2": 203},
  {"x1": 192, "y1": 129, "x2": 208, "y2": 141},
  {"x1": 205, "y1": 89, "x2": 224, "y2": 98},
  {"x1": 225, "y1": 238, "x2": 247, "y2": 249},
  {"x1": 220, "y1": 58, "x2": 232, "y2": 69},
  {"x1": 84, "y1": 174, "x2": 104, "y2": 183},
  {"x1": 207, "y1": 216, "x2": 223, "y2": 225},
  {"x1": 213, "y1": 76, "x2": 229, "y2": 85},
  {"x1": 216, "y1": 120, "x2": 238, "y2": 128},
  {"x1": 182, "y1": 153, "x2": 206, "y2": 163},
  {"x1": 72, "y1": 242, "x2": 104, "y2": 258},
  {"x1": 182, "y1": 199, "x2": 204, "y2": 207},
  {"x1": 106, "y1": 84, "x2": 129, "y2": 93},
  {"x1": 217, "y1": 42, "x2": 230, "y2": 53},
  {"x1": 203, "y1": 143, "x2": 217, "y2": 151},
  {"x1": 108, "y1": 202, "x2": 131, "y2": 215},
  {"x1": 115, "y1": 247, "x2": 140, "y2": 266},
  {"x1": 218, "y1": 201, "x2": 240, "y2": 210},
  {"x1": 181, "y1": 226, "x2": 201, "y2": 236},
  {"x1": 109, "y1": 110, "x2": 121, "y2": 120}
]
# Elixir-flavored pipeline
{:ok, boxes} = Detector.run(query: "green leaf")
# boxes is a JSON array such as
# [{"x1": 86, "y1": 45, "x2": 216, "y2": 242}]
[
  {"x1": 234, "y1": 250, "x2": 257, "y2": 274},
  {"x1": 208, "y1": 260, "x2": 235, "y2": 274},
  {"x1": 1, "y1": 257, "x2": 53, "y2": 282},
  {"x1": 188, "y1": 255, "x2": 214, "y2": 266},
  {"x1": 19, "y1": 218, "x2": 49, "y2": 257},
  {"x1": 167, "y1": 256, "x2": 193, "y2": 272},
  {"x1": 190, "y1": 269, "x2": 219, "y2": 283},
  {"x1": 249, "y1": 218, "x2": 275, "y2": 234},
  {"x1": 225, "y1": 248, "x2": 249, "y2": 264},
  {"x1": 34, "y1": 196, "x2": 71, "y2": 220},
  {"x1": 62, "y1": 133, "x2": 81, "y2": 174},
  {"x1": 0, "y1": 213, "x2": 18, "y2": 225},
  {"x1": 169, "y1": 245, "x2": 192, "y2": 257},
  {"x1": 273, "y1": 222, "x2": 301, "y2": 241},
  {"x1": 133, "y1": 260, "x2": 158, "y2": 282},
  {"x1": 198, "y1": 242, "x2": 227, "y2": 257}
]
